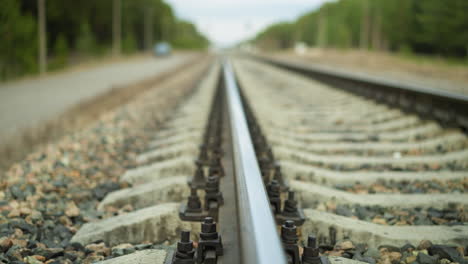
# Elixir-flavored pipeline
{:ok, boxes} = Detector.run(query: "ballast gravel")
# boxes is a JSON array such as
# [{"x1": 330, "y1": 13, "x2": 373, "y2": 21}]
[
  {"x1": 0, "y1": 60, "x2": 210, "y2": 263},
  {"x1": 233, "y1": 58, "x2": 468, "y2": 264}
]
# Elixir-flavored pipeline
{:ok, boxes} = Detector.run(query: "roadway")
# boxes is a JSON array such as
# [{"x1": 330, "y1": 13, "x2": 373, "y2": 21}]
[{"x1": 0, "y1": 53, "x2": 196, "y2": 140}]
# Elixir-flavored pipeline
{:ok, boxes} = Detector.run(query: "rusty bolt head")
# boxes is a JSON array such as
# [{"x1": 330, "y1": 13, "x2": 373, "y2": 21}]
[
  {"x1": 283, "y1": 191, "x2": 298, "y2": 213},
  {"x1": 281, "y1": 220, "x2": 298, "y2": 245},
  {"x1": 200, "y1": 217, "x2": 219, "y2": 240},
  {"x1": 307, "y1": 235, "x2": 316, "y2": 248},
  {"x1": 268, "y1": 180, "x2": 280, "y2": 195},
  {"x1": 302, "y1": 235, "x2": 320, "y2": 262},
  {"x1": 176, "y1": 230, "x2": 195, "y2": 257},
  {"x1": 187, "y1": 188, "x2": 202, "y2": 211}
]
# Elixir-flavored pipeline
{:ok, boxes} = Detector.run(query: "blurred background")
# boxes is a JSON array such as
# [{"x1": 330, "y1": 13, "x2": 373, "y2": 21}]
[
  {"x1": 245, "y1": 0, "x2": 468, "y2": 95},
  {"x1": 1, "y1": 0, "x2": 468, "y2": 82},
  {"x1": 252, "y1": 0, "x2": 468, "y2": 56},
  {"x1": 0, "y1": 0, "x2": 209, "y2": 81}
]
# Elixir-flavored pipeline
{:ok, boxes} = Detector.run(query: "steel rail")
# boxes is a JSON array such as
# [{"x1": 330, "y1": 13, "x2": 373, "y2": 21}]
[
  {"x1": 251, "y1": 55, "x2": 468, "y2": 131},
  {"x1": 223, "y1": 59, "x2": 287, "y2": 264}
]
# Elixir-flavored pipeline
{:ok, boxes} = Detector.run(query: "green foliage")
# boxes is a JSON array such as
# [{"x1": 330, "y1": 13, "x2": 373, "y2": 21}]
[
  {"x1": 0, "y1": 0, "x2": 208, "y2": 81},
  {"x1": 415, "y1": 0, "x2": 468, "y2": 55},
  {"x1": 295, "y1": 13, "x2": 318, "y2": 46},
  {"x1": 253, "y1": 0, "x2": 468, "y2": 58},
  {"x1": 398, "y1": 44, "x2": 413, "y2": 56},
  {"x1": 255, "y1": 23, "x2": 295, "y2": 50},
  {"x1": 122, "y1": 31, "x2": 138, "y2": 54},
  {"x1": 50, "y1": 34, "x2": 69, "y2": 70},
  {"x1": 0, "y1": 0, "x2": 37, "y2": 80},
  {"x1": 172, "y1": 21, "x2": 209, "y2": 49},
  {"x1": 76, "y1": 22, "x2": 97, "y2": 55}
]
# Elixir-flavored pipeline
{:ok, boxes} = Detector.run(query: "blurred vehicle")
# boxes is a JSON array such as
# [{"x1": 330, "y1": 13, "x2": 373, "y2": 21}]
[{"x1": 153, "y1": 42, "x2": 172, "y2": 57}]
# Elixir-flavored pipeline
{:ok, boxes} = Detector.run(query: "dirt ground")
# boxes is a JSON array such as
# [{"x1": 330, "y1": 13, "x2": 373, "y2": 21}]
[{"x1": 273, "y1": 48, "x2": 468, "y2": 95}]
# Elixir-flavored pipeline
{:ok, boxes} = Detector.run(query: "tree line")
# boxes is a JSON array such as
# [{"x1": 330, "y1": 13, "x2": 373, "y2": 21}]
[
  {"x1": 254, "y1": 0, "x2": 468, "y2": 58},
  {"x1": 0, "y1": 0, "x2": 209, "y2": 81}
]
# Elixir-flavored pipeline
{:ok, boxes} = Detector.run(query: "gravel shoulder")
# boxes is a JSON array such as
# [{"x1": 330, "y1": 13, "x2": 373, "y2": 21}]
[{"x1": 0, "y1": 58, "x2": 212, "y2": 263}]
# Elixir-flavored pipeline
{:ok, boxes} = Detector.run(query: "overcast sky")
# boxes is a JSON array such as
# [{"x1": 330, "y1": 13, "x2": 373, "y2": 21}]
[{"x1": 164, "y1": 0, "x2": 333, "y2": 47}]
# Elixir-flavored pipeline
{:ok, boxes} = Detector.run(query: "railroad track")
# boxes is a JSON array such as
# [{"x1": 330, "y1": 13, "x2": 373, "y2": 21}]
[
  {"x1": 70, "y1": 60, "x2": 293, "y2": 263},
  {"x1": 1, "y1": 56, "x2": 467, "y2": 264}
]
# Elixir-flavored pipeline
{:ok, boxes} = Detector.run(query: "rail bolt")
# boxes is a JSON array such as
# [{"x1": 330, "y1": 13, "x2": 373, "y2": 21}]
[
  {"x1": 274, "y1": 163, "x2": 289, "y2": 191},
  {"x1": 189, "y1": 164, "x2": 206, "y2": 189},
  {"x1": 276, "y1": 191, "x2": 305, "y2": 226},
  {"x1": 172, "y1": 230, "x2": 195, "y2": 264},
  {"x1": 196, "y1": 217, "x2": 223, "y2": 264},
  {"x1": 302, "y1": 235, "x2": 322, "y2": 264},
  {"x1": 187, "y1": 188, "x2": 202, "y2": 213},
  {"x1": 179, "y1": 187, "x2": 207, "y2": 222},
  {"x1": 281, "y1": 220, "x2": 300, "y2": 264},
  {"x1": 267, "y1": 180, "x2": 282, "y2": 214},
  {"x1": 204, "y1": 176, "x2": 224, "y2": 213}
]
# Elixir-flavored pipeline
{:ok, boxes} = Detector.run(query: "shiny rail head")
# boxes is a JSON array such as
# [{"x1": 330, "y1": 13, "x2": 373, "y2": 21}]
[{"x1": 223, "y1": 59, "x2": 287, "y2": 264}]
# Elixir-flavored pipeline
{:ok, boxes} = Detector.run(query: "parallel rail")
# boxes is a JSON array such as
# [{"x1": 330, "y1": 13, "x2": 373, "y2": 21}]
[
  {"x1": 223, "y1": 60, "x2": 287, "y2": 264},
  {"x1": 252, "y1": 55, "x2": 468, "y2": 132}
]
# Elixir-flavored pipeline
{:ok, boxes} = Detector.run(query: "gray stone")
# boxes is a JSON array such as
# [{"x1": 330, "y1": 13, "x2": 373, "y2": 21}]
[
  {"x1": 96, "y1": 249, "x2": 167, "y2": 264},
  {"x1": 353, "y1": 253, "x2": 376, "y2": 264},
  {"x1": 92, "y1": 182, "x2": 121, "y2": 201},
  {"x1": 414, "y1": 215, "x2": 433, "y2": 226},
  {"x1": 378, "y1": 245, "x2": 401, "y2": 253},
  {"x1": 363, "y1": 248, "x2": 380, "y2": 259},
  {"x1": 111, "y1": 248, "x2": 125, "y2": 257},
  {"x1": 336, "y1": 205, "x2": 353, "y2": 217},
  {"x1": 123, "y1": 247, "x2": 136, "y2": 255},
  {"x1": 32, "y1": 247, "x2": 64, "y2": 259},
  {"x1": 401, "y1": 244, "x2": 416, "y2": 253},
  {"x1": 416, "y1": 253, "x2": 438, "y2": 264},
  {"x1": 428, "y1": 245, "x2": 464, "y2": 263},
  {"x1": 134, "y1": 244, "x2": 153, "y2": 250}
]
